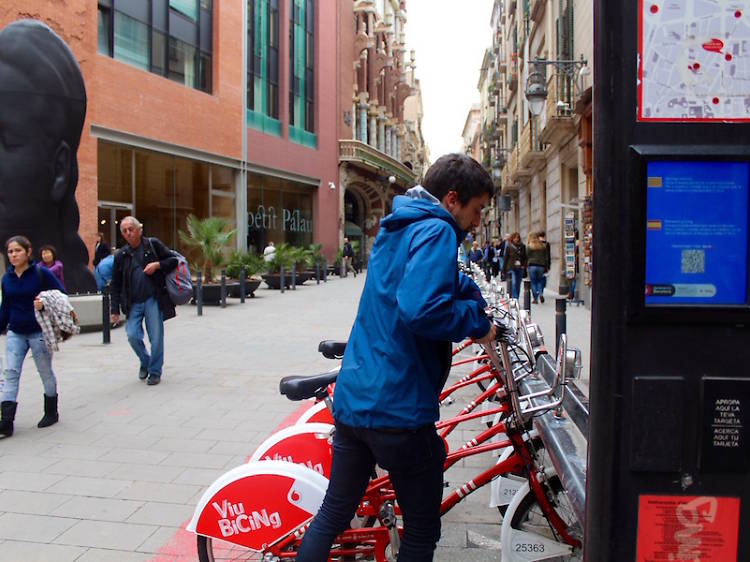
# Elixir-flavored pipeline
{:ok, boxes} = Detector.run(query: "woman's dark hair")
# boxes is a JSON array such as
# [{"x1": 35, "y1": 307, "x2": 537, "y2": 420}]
[
  {"x1": 422, "y1": 153, "x2": 495, "y2": 205},
  {"x1": 39, "y1": 244, "x2": 58, "y2": 262},
  {"x1": 5, "y1": 235, "x2": 32, "y2": 253}
]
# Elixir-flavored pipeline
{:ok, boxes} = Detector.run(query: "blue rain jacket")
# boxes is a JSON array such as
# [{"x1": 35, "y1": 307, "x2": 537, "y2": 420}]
[{"x1": 333, "y1": 188, "x2": 491, "y2": 429}]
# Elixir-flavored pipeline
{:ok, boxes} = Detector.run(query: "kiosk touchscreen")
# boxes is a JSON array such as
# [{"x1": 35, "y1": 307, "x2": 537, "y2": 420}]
[{"x1": 644, "y1": 160, "x2": 750, "y2": 307}]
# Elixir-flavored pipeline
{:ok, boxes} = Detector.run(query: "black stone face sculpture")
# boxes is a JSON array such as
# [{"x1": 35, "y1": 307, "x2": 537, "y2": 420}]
[{"x1": 0, "y1": 19, "x2": 96, "y2": 293}]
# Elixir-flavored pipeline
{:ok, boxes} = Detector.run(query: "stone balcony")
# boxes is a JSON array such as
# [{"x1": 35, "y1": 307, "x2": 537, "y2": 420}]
[
  {"x1": 339, "y1": 139, "x2": 417, "y2": 188},
  {"x1": 519, "y1": 117, "x2": 546, "y2": 173},
  {"x1": 539, "y1": 71, "x2": 577, "y2": 147}
]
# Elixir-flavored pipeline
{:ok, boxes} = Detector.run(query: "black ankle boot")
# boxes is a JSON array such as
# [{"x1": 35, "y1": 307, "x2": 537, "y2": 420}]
[
  {"x1": 0, "y1": 401, "x2": 17, "y2": 437},
  {"x1": 37, "y1": 394, "x2": 58, "y2": 428}
]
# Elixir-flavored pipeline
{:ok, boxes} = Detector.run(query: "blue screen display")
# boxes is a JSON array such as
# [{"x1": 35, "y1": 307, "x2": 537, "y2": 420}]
[{"x1": 645, "y1": 161, "x2": 749, "y2": 306}]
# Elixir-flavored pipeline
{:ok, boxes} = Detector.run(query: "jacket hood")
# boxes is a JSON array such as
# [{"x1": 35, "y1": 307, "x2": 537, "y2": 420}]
[{"x1": 380, "y1": 185, "x2": 467, "y2": 244}]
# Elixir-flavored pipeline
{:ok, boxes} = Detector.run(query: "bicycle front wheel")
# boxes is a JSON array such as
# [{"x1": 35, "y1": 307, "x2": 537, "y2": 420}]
[{"x1": 503, "y1": 476, "x2": 583, "y2": 561}]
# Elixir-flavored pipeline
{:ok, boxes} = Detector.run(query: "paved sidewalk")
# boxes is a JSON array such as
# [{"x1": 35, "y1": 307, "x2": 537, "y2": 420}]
[
  {"x1": 524, "y1": 288, "x2": 592, "y2": 396},
  {"x1": 0, "y1": 272, "x2": 508, "y2": 561}
]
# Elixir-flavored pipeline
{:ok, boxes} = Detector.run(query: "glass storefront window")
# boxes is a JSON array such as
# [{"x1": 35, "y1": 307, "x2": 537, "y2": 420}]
[
  {"x1": 246, "y1": 172, "x2": 313, "y2": 253},
  {"x1": 98, "y1": 142, "x2": 133, "y2": 203}
]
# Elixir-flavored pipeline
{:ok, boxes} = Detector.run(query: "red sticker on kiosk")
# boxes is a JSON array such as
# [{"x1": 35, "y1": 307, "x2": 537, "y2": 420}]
[{"x1": 636, "y1": 495, "x2": 739, "y2": 562}]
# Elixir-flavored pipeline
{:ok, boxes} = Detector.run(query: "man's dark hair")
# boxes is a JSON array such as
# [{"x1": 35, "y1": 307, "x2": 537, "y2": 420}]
[{"x1": 422, "y1": 153, "x2": 495, "y2": 205}]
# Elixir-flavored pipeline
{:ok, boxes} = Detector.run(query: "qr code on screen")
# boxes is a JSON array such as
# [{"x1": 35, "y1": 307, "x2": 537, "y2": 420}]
[{"x1": 681, "y1": 249, "x2": 705, "y2": 274}]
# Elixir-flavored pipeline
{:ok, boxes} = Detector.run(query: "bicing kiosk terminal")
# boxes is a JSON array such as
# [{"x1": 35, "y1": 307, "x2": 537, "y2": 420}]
[{"x1": 589, "y1": 2, "x2": 750, "y2": 560}]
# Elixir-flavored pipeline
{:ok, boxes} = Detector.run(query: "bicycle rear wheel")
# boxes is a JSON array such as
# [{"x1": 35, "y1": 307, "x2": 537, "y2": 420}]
[{"x1": 504, "y1": 476, "x2": 583, "y2": 561}]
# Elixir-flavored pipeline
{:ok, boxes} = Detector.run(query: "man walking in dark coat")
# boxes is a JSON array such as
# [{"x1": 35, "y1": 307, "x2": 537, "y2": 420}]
[{"x1": 110, "y1": 216, "x2": 177, "y2": 386}]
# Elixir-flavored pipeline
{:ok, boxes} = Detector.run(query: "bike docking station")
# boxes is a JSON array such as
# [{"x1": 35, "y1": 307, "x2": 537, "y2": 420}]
[{"x1": 590, "y1": 2, "x2": 750, "y2": 561}]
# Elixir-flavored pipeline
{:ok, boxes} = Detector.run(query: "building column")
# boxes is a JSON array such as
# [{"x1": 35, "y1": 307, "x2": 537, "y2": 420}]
[
  {"x1": 352, "y1": 100, "x2": 357, "y2": 140},
  {"x1": 369, "y1": 114, "x2": 378, "y2": 147},
  {"x1": 377, "y1": 115, "x2": 386, "y2": 152},
  {"x1": 385, "y1": 125, "x2": 392, "y2": 155},
  {"x1": 358, "y1": 103, "x2": 368, "y2": 143}
]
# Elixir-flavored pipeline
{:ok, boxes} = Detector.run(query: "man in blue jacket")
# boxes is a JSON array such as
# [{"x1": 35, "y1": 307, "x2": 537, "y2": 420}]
[{"x1": 297, "y1": 154, "x2": 496, "y2": 561}]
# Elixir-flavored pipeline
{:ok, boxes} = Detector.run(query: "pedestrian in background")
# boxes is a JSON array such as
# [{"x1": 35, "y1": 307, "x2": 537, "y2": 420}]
[
  {"x1": 39, "y1": 244, "x2": 65, "y2": 290},
  {"x1": 263, "y1": 241, "x2": 276, "y2": 263},
  {"x1": 94, "y1": 254, "x2": 114, "y2": 292},
  {"x1": 93, "y1": 232, "x2": 111, "y2": 267},
  {"x1": 538, "y1": 231, "x2": 551, "y2": 292},
  {"x1": 342, "y1": 237, "x2": 356, "y2": 277},
  {"x1": 110, "y1": 217, "x2": 177, "y2": 386},
  {"x1": 296, "y1": 153, "x2": 496, "y2": 562},
  {"x1": 502, "y1": 232, "x2": 526, "y2": 299},
  {"x1": 526, "y1": 232, "x2": 547, "y2": 303},
  {"x1": 0, "y1": 235, "x2": 65, "y2": 438},
  {"x1": 491, "y1": 240, "x2": 500, "y2": 278},
  {"x1": 467, "y1": 240, "x2": 483, "y2": 265}
]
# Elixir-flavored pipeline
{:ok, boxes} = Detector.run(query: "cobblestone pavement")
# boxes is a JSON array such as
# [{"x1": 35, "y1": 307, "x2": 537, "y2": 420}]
[{"x1": 0, "y1": 272, "x2": 519, "y2": 561}]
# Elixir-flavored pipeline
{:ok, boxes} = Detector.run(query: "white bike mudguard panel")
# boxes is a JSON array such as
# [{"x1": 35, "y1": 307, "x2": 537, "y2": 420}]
[
  {"x1": 501, "y1": 467, "x2": 572, "y2": 561},
  {"x1": 490, "y1": 474, "x2": 526, "y2": 508},
  {"x1": 249, "y1": 423, "x2": 334, "y2": 478},
  {"x1": 503, "y1": 529, "x2": 573, "y2": 561},
  {"x1": 187, "y1": 460, "x2": 328, "y2": 551},
  {"x1": 296, "y1": 400, "x2": 334, "y2": 424}
]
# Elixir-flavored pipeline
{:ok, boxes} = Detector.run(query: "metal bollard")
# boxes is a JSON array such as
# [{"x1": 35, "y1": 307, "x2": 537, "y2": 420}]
[
  {"x1": 196, "y1": 271, "x2": 203, "y2": 316},
  {"x1": 323, "y1": 260, "x2": 327, "y2": 282},
  {"x1": 523, "y1": 279, "x2": 531, "y2": 314},
  {"x1": 555, "y1": 297, "x2": 567, "y2": 356},
  {"x1": 316, "y1": 261, "x2": 320, "y2": 284},
  {"x1": 280, "y1": 264, "x2": 285, "y2": 294},
  {"x1": 292, "y1": 263, "x2": 296, "y2": 290},
  {"x1": 220, "y1": 269, "x2": 227, "y2": 308},
  {"x1": 102, "y1": 284, "x2": 111, "y2": 344},
  {"x1": 239, "y1": 266, "x2": 246, "y2": 303},
  {"x1": 340, "y1": 259, "x2": 345, "y2": 278}
]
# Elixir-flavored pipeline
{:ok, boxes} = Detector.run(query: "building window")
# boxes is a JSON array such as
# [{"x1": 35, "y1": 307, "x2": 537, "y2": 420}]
[
  {"x1": 247, "y1": 0, "x2": 281, "y2": 134},
  {"x1": 97, "y1": 0, "x2": 212, "y2": 94},
  {"x1": 289, "y1": 0, "x2": 315, "y2": 147}
]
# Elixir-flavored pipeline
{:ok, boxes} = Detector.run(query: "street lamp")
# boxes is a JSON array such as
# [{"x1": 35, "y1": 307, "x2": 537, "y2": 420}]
[
  {"x1": 494, "y1": 147, "x2": 514, "y2": 169},
  {"x1": 524, "y1": 55, "x2": 589, "y2": 116}
]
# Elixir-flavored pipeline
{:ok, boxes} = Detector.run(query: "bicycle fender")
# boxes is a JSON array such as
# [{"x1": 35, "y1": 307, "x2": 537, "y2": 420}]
[
  {"x1": 187, "y1": 460, "x2": 328, "y2": 551},
  {"x1": 500, "y1": 467, "x2": 573, "y2": 561},
  {"x1": 248, "y1": 423, "x2": 334, "y2": 478},
  {"x1": 296, "y1": 400, "x2": 334, "y2": 424}
]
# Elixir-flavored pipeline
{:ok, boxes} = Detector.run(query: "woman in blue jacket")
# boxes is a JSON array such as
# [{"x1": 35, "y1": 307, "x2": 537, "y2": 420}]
[{"x1": 0, "y1": 235, "x2": 64, "y2": 438}]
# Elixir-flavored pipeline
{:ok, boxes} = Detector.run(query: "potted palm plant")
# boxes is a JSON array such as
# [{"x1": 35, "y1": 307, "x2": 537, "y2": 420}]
[
  {"x1": 225, "y1": 250, "x2": 265, "y2": 297},
  {"x1": 261, "y1": 243, "x2": 295, "y2": 289},
  {"x1": 178, "y1": 214, "x2": 236, "y2": 304}
]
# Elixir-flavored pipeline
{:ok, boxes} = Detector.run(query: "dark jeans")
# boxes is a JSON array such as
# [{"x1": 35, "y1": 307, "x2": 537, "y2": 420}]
[
  {"x1": 508, "y1": 268, "x2": 523, "y2": 299},
  {"x1": 528, "y1": 265, "x2": 545, "y2": 299},
  {"x1": 296, "y1": 422, "x2": 447, "y2": 562}
]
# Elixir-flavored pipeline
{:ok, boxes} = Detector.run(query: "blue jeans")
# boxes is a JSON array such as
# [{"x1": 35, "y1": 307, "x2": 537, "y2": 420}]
[
  {"x1": 296, "y1": 422, "x2": 447, "y2": 562},
  {"x1": 508, "y1": 268, "x2": 523, "y2": 299},
  {"x1": 125, "y1": 297, "x2": 164, "y2": 376},
  {"x1": 2, "y1": 330, "x2": 56, "y2": 402},
  {"x1": 528, "y1": 265, "x2": 546, "y2": 300}
]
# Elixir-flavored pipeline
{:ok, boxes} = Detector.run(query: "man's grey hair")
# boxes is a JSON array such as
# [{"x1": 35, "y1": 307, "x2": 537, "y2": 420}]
[{"x1": 120, "y1": 216, "x2": 142, "y2": 230}]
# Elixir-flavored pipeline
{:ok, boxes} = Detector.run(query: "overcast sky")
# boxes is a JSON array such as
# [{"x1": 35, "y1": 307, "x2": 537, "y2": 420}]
[{"x1": 405, "y1": 0, "x2": 495, "y2": 163}]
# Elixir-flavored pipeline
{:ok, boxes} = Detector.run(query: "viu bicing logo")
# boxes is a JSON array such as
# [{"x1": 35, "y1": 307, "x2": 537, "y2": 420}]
[
  {"x1": 213, "y1": 499, "x2": 281, "y2": 537},
  {"x1": 263, "y1": 453, "x2": 325, "y2": 475}
]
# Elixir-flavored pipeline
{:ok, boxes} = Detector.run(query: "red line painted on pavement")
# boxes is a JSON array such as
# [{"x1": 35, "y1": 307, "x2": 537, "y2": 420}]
[{"x1": 147, "y1": 400, "x2": 313, "y2": 561}]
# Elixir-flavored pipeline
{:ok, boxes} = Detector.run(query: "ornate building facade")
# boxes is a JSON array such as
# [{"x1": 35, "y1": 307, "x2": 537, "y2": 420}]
[
  {"x1": 477, "y1": 0, "x2": 594, "y2": 303},
  {"x1": 337, "y1": 0, "x2": 427, "y2": 263}
]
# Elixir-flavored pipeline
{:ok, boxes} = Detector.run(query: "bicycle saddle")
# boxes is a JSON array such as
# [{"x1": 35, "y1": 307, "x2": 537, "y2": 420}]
[
  {"x1": 318, "y1": 340, "x2": 347, "y2": 359},
  {"x1": 279, "y1": 369, "x2": 339, "y2": 401}
]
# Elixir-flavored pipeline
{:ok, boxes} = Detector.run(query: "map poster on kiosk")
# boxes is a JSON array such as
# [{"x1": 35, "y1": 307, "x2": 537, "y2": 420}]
[
  {"x1": 637, "y1": 0, "x2": 750, "y2": 122},
  {"x1": 645, "y1": 161, "x2": 749, "y2": 306}
]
